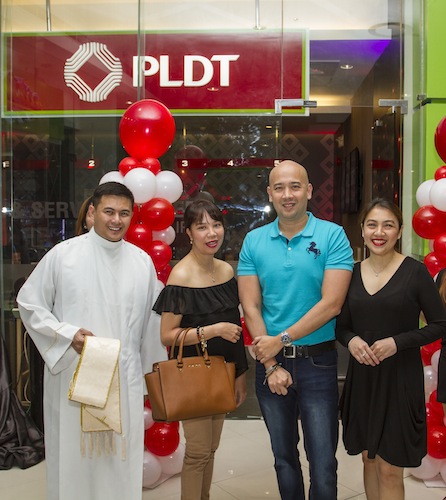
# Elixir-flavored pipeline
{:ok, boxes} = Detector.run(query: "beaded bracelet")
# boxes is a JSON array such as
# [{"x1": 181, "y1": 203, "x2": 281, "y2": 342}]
[
  {"x1": 263, "y1": 362, "x2": 282, "y2": 385},
  {"x1": 198, "y1": 326, "x2": 207, "y2": 351}
]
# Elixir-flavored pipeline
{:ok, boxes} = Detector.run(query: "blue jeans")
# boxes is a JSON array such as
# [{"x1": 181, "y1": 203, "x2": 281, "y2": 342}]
[{"x1": 256, "y1": 350, "x2": 339, "y2": 500}]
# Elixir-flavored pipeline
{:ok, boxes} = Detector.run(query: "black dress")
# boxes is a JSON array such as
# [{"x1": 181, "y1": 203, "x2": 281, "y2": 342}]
[
  {"x1": 153, "y1": 277, "x2": 248, "y2": 379},
  {"x1": 336, "y1": 257, "x2": 446, "y2": 467}
]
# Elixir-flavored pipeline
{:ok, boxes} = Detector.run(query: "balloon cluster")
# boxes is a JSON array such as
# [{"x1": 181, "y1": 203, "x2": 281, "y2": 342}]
[
  {"x1": 99, "y1": 100, "x2": 184, "y2": 488},
  {"x1": 410, "y1": 340, "x2": 446, "y2": 481},
  {"x1": 142, "y1": 400, "x2": 185, "y2": 488},
  {"x1": 99, "y1": 99, "x2": 181, "y2": 284},
  {"x1": 413, "y1": 117, "x2": 446, "y2": 277},
  {"x1": 409, "y1": 117, "x2": 446, "y2": 481}
]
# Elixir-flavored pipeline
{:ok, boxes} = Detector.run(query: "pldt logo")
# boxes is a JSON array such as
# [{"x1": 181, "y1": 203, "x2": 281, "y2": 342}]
[{"x1": 64, "y1": 42, "x2": 123, "y2": 103}]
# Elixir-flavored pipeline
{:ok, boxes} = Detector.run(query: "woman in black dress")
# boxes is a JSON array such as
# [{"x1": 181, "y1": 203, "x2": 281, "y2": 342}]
[
  {"x1": 153, "y1": 199, "x2": 248, "y2": 500},
  {"x1": 336, "y1": 198, "x2": 446, "y2": 499}
]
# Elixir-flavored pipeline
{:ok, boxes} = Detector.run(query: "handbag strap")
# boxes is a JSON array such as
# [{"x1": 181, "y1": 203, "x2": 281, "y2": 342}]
[
  {"x1": 171, "y1": 327, "x2": 211, "y2": 367},
  {"x1": 169, "y1": 327, "x2": 191, "y2": 360},
  {"x1": 170, "y1": 327, "x2": 194, "y2": 367}
]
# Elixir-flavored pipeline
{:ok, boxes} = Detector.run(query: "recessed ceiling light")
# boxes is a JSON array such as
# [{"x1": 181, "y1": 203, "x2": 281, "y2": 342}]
[{"x1": 340, "y1": 64, "x2": 353, "y2": 70}]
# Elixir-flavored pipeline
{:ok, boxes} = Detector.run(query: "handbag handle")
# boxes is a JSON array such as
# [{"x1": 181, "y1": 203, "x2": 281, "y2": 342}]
[{"x1": 172, "y1": 327, "x2": 211, "y2": 368}]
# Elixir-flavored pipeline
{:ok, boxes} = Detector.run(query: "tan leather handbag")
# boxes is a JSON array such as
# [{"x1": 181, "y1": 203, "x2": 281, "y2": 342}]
[{"x1": 145, "y1": 327, "x2": 236, "y2": 422}]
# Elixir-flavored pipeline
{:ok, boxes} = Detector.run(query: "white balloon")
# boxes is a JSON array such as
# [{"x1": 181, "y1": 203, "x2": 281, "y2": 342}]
[
  {"x1": 152, "y1": 226, "x2": 176, "y2": 245},
  {"x1": 441, "y1": 460, "x2": 446, "y2": 483},
  {"x1": 144, "y1": 407, "x2": 154, "y2": 430},
  {"x1": 142, "y1": 450, "x2": 162, "y2": 488},
  {"x1": 99, "y1": 171, "x2": 124, "y2": 185},
  {"x1": 157, "y1": 442, "x2": 185, "y2": 476},
  {"x1": 155, "y1": 170, "x2": 183, "y2": 203},
  {"x1": 416, "y1": 179, "x2": 435, "y2": 207},
  {"x1": 430, "y1": 178, "x2": 446, "y2": 212},
  {"x1": 424, "y1": 365, "x2": 437, "y2": 402},
  {"x1": 431, "y1": 349, "x2": 441, "y2": 374},
  {"x1": 123, "y1": 168, "x2": 156, "y2": 204},
  {"x1": 409, "y1": 454, "x2": 442, "y2": 479}
]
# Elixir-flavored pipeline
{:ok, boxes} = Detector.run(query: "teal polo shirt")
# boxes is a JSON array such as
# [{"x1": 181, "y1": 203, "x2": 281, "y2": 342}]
[{"x1": 237, "y1": 212, "x2": 354, "y2": 345}]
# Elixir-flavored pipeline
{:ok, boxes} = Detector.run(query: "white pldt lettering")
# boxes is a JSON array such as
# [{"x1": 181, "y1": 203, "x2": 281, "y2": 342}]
[{"x1": 133, "y1": 54, "x2": 240, "y2": 87}]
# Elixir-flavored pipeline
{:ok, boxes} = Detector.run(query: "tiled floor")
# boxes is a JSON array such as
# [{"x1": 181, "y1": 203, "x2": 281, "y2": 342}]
[{"x1": 2, "y1": 418, "x2": 446, "y2": 499}]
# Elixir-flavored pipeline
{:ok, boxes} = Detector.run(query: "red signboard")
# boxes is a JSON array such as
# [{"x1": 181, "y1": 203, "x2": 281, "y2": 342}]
[{"x1": 5, "y1": 30, "x2": 307, "y2": 115}]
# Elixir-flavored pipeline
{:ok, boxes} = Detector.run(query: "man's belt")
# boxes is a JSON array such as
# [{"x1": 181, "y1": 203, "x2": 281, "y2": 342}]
[{"x1": 283, "y1": 340, "x2": 336, "y2": 359}]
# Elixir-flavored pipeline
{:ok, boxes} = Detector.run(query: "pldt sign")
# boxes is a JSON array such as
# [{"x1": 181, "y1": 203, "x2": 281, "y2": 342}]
[{"x1": 5, "y1": 30, "x2": 307, "y2": 115}]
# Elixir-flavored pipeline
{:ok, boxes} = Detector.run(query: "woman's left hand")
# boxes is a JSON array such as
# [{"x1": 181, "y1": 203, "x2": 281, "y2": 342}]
[
  {"x1": 370, "y1": 337, "x2": 397, "y2": 362},
  {"x1": 234, "y1": 373, "x2": 247, "y2": 408}
]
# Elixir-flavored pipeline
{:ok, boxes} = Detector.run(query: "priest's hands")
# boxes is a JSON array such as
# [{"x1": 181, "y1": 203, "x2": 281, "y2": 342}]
[{"x1": 71, "y1": 328, "x2": 94, "y2": 354}]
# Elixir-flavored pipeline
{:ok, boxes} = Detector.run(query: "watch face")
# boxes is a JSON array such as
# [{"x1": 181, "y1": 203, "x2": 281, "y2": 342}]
[{"x1": 281, "y1": 332, "x2": 292, "y2": 346}]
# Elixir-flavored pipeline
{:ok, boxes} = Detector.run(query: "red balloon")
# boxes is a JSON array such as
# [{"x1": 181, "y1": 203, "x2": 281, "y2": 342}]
[
  {"x1": 144, "y1": 422, "x2": 180, "y2": 457},
  {"x1": 140, "y1": 198, "x2": 175, "y2": 231},
  {"x1": 144, "y1": 398, "x2": 152, "y2": 409},
  {"x1": 424, "y1": 252, "x2": 444, "y2": 277},
  {"x1": 119, "y1": 99, "x2": 176, "y2": 160},
  {"x1": 157, "y1": 264, "x2": 172, "y2": 284},
  {"x1": 435, "y1": 166, "x2": 446, "y2": 180},
  {"x1": 426, "y1": 402, "x2": 445, "y2": 427},
  {"x1": 427, "y1": 425, "x2": 446, "y2": 459},
  {"x1": 130, "y1": 204, "x2": 140, "y2": 226},
  {"x1": 148, "y1": 240, "x2": 172, "y2": 270},
  {"x1": 412, "y1": 205, "x2": 446, "y2": 240},
  {"x1": 118, "y1": 156, "x2": 139, "y2": 176},
  {"x1": 433, "y1": 233, "x2": 446, "y2": 262},
  {"x1": 241, "y1": 317, "x2": 253, "y2": 346},
  {"x1": 435, "y1": 117, "x2": 446, "y2": 164},
  {"x1": 125, "y1": 223, "x2": 153, "y2": 253},
  {"x1": 421, "y1": 339, "x2": 443, "y2": 366},
  {"x1": 141, "y1": 157, "x2": 162, "y2": 175}
]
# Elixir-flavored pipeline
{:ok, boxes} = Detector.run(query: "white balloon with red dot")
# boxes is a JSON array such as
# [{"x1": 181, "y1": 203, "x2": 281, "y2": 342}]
[
  {"x1": 155, "y1": 170, "x2": 183, "y2": 203},
  {"x1": 123, "y1": 167, "x2": 156, "y2": 204},
  {"x1": 152, "y1": 227, "x2": 176, "y2": 246},
  {"x1": 99, "y1": 171, "x2": 124, "y2": 184}
]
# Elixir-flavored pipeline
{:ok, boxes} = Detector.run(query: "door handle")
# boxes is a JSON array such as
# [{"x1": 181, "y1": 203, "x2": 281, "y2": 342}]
[{"x1": 274, "y1": 99, "x2": 317, "y2": 114}]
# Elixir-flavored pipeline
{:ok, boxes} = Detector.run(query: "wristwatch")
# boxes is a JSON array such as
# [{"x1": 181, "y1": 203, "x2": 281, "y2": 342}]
[{"x1": 280, "y1": 330, "x2": 293, "y2": 347}]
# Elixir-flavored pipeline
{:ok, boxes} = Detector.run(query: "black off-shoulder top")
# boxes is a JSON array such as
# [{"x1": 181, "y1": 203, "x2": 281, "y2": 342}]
[{"x1": 153, "y1": 277, "x2": 248, "y2": 378}]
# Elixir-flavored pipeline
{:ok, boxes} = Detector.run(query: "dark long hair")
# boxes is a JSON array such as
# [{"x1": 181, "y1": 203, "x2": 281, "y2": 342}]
[
  {"x1": 75, "y1": 196, "x2": 93, "y2": 235},
  {"x1": 360, "y1": 198, "x2": 403, "y2": 228}
]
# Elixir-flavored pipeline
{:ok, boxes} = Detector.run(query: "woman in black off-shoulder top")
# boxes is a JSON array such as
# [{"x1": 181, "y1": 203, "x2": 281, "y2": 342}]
[{"x1": 153, "y1": 199, "x2": 248, "y2": 500}]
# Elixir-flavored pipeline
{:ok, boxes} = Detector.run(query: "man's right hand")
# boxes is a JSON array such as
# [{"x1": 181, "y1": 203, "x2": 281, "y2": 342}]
[
  {"x1": 267, "y1": 367, "x2": 293, "y2": 395},
  {"x1": 71, "y1": 328, "x2": 94, "y2": 354}
]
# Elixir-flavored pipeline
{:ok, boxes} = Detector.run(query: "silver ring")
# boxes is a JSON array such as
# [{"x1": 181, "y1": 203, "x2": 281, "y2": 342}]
[{"x1": 362, "y1": 352, "x2": 366, "y2": 357}]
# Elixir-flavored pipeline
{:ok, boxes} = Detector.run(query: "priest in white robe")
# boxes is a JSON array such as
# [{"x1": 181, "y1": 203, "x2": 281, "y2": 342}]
[{"x1": 17, "y1": 182, "x2": 166, "y2": 500}]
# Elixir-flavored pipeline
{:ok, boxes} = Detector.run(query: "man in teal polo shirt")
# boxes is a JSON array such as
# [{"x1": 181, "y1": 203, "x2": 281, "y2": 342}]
[{"x1": 238, "y1": 160, "x2": 353, "y2": 500}]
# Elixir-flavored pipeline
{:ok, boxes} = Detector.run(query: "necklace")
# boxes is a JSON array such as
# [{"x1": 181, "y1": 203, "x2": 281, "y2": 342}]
[
  {"x1": 369, "y1": 257, "x2": 394, "y2": 277},
  {"x1": 191, "y1": 253, "x2": 216, "y2": 282},
  {"x1": 207, "y1": 266, "x2": 216, "y2": 283}
]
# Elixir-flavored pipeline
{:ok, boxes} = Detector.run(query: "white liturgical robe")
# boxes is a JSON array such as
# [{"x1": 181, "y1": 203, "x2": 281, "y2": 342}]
[{"x1": 17, "y1": 228, "x2": 166, "y2": 500}]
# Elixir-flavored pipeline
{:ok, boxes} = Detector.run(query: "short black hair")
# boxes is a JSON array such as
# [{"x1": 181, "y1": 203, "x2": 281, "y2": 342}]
[
  {"x1": 92, "y1": 182, "x2": 134, "y2": 208},
  {"x1": 184, "y1": 199, "x2": 224, "y2": 230}
]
